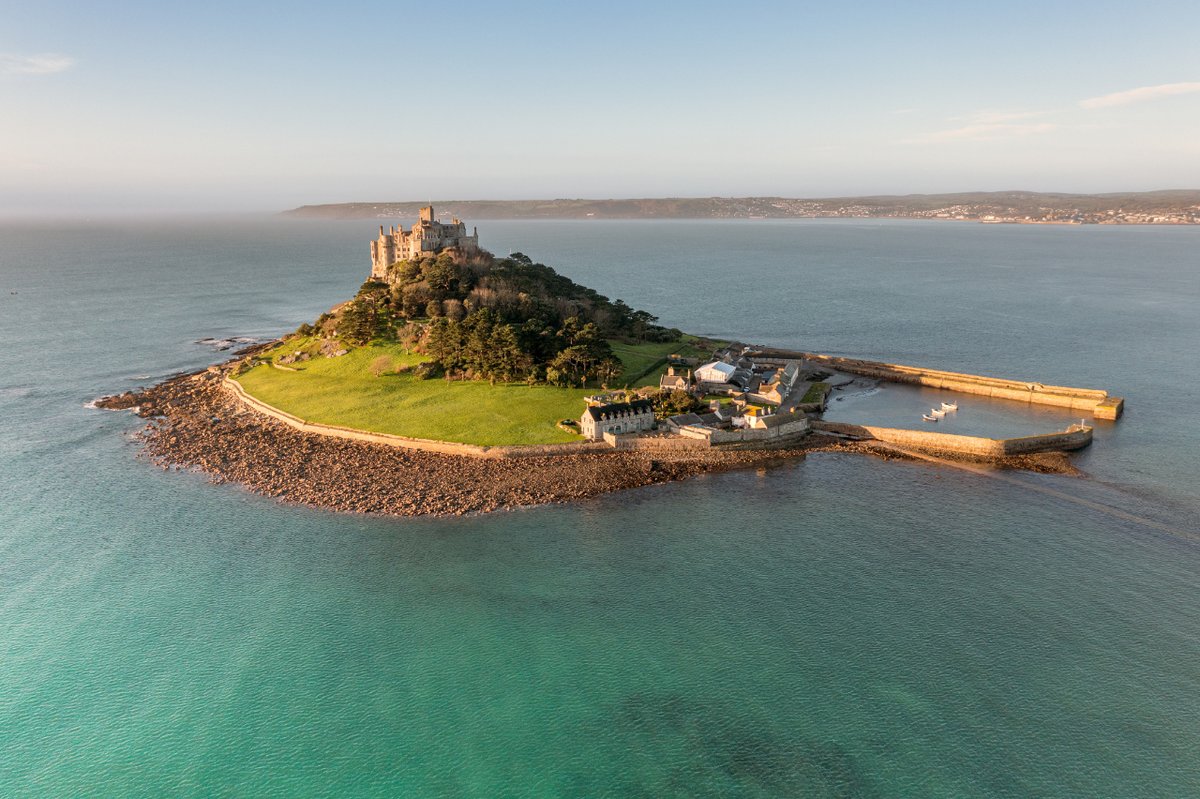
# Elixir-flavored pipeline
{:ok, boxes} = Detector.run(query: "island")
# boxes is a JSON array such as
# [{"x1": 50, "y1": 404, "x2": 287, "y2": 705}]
[{"x1": 100, "y1": 209, "x2": 1125, "y2": 517}]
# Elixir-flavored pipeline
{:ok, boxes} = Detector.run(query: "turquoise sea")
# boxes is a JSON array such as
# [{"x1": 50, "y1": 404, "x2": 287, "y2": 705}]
[{"x1": 1, "y1": 217, "x2": 1198, "y2": 797}]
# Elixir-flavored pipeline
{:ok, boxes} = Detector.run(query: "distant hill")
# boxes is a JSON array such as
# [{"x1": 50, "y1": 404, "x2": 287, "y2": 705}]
[{"x1": 283, "y1": 191, "x2": 1200, "y2": 224}]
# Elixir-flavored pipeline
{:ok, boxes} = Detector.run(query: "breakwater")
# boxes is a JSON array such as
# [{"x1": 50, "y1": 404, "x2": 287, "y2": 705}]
[
  {"x1": 752, "y1": 350, "x2": 1124, "y2": 420},
  {"x1": 812, "y1": 420, "x2": 1093, "y2": 458}
]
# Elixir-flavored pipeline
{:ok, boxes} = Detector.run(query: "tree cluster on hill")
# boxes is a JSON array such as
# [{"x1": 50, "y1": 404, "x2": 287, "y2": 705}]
[
  {"x1": 309, "y1": 250, "x2": 680, "y2": 386},
  {"x1": 380, "y1": 250, "x2": 679, "y2": 343}
]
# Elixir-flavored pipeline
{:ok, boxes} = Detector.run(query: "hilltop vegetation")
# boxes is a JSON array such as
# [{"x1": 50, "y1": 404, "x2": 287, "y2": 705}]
[
  {"x1": 227, "y1": 247, "x2": 720, "y2": 444},
  {"x1": 290, "y1": 250, "x2": 682, "y2": 388}
]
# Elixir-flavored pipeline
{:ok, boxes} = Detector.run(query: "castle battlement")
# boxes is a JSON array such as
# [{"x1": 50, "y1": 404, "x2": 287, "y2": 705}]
[{"x1": 370, "y1": 206, "x2": 479, "y2": 278}]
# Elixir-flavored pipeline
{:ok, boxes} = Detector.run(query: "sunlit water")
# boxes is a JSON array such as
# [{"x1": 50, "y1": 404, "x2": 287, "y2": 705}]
[{"x1": 1, "y1": 217, "x2": 1198, "y2": 797}]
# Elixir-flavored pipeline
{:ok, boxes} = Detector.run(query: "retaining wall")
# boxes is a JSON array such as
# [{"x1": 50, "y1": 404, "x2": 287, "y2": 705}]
[
  {"x1": 677, "y1": 415, "x2": 811, "y2": 448},
  {"x1": 603, "y1": 432, "x2": 710, "y2": 452},
  {"x1": 753, "y1": 349, "x2": 1124, "y2": 420},
  {"x1": 223, "y1": 377, "x2": 611, "y2": 459},
  {"x1": 812, "y1": 420, "x2": 1093, "y2": 457}
]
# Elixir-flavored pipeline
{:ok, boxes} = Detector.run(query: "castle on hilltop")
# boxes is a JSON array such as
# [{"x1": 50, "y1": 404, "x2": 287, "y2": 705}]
[{"x1": 370, "y1": 206, "x2": 479, "y2": 279}]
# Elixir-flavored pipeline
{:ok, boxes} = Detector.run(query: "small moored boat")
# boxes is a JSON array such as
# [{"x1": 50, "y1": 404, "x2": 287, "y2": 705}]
[
  {"x1": 922, "y1": 413, "x2": 938, "y2": 422},
  {"x1": 941, "y1": 401, "x2": 958, "y2": 411},
  {"x1": 931, "y1": 408, "x2": 946, "y2": 418}
]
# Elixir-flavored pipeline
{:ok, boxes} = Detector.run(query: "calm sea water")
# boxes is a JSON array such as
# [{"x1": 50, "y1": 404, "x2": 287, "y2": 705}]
[{"x1": 1, "y1": 217, "x2": 1198, "y2": 797}]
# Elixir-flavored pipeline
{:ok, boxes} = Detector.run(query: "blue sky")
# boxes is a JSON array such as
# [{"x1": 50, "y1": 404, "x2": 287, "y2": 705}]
[{"x1": 2, "y1": 0, "x2": 1198, "y2": 213}]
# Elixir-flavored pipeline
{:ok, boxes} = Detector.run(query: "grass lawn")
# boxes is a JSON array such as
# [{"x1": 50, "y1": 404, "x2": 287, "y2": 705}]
[
  {"x1": 801, "y1": 382, "x2": 830, "y2": 404},
  {"x1": 235, "y1": 335, "x2": 721, "y2": 446},
  {"x1": 613, "y1": 336, "x2": 719, "y2": 387},
  {"x1": 236, "y1": 342, "x2": 588, "y2": 445}
]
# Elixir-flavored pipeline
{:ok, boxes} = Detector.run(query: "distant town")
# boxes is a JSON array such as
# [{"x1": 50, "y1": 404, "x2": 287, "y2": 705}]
[{"x1": 284, "y1": 190, "x2": 1200, "y2": 225}]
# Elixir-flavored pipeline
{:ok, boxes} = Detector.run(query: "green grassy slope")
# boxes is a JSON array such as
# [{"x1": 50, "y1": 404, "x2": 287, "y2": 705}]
[
  {"x1": 235, "y1": 345, "x2": 585, "y2": 446},
  {"x1": 234, "y1": 336, "x2": 721, "y2": 445}
]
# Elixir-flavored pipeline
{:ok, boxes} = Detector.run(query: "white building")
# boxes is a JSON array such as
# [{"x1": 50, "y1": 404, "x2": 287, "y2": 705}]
[{"x1": 695, "y1": 361, "x2": 736, "y2": 384}]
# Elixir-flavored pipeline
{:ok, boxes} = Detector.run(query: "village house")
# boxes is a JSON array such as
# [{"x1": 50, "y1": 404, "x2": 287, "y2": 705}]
[
  {"x1": 750, "y1": 361, "x2": 802, "y2": 406},
  {"x1": 370, "y1": 206, "x2": 479, "y2": 278},
  {"x1": 659, "y1": 366, "x2": 692, "y2": 392},
  {"x1": 580, "y1": 399, "x2": 656, "y2": 441},
  {"x1": 739, "y1": 405, "x2": 773, "y2": 425},
  {"x1": 748, "y1": 412, "x2": 804, "y2": 431}
]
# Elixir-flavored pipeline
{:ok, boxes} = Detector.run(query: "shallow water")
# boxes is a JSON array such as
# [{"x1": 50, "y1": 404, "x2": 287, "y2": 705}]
[
  {"x1": 1, "y1": 217, "x2": 1198, "y2": 796},
  {"x1": 825, "y1": 380, "x2": 1088, "y2": 439}
]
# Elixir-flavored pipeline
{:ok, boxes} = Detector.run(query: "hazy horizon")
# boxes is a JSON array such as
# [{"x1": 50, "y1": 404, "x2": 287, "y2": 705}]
[{"x1": 3, "y1": 0, "x2": 1198, "y2": 215}]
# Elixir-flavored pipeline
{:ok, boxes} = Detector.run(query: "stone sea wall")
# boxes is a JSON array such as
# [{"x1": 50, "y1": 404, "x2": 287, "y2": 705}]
[
  {"x1": 603, "y1": 433, "x2": 710, "y2": 452},
  {"x1": 678, "y1": 418, "x2": 811, "y2": 446},
  {"x1": 812, "y1": 421, "x2": 1093, "y2": 457}
]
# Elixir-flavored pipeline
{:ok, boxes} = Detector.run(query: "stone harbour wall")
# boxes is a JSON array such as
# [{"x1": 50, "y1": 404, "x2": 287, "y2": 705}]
[
  {"x1": 753, "y1": 349, "x2": 1124, "y2": 420},
  {"x1": 812, "y1": 421, "x2": 1093, "y2": 457}
]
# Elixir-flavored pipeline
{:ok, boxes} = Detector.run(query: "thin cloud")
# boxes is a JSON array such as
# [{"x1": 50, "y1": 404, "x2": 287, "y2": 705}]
[
  {"x1": 0, "y1": 53, "x2": 75, "y2": 76},
  {"x1": 1079, "y1": 81, "x2": 1200, "y2": 109},
  {"x1": 968, "y1": 110, "x2": 1048, "y2": 124},
  {"x1": 910, "y1": 121, "x2": 1058, "y2": 144}
]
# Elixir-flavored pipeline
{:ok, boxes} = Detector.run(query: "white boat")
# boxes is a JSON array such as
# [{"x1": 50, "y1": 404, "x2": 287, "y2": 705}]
[
  {"x1": 931, "y1": 408, "x2": 946, "y2": 418},
  {"x1": 922, "y1": 413, "x2": 938, "y2": 422},
  {"x1": 941, "y1": 401, "x2": 958, "y2": 411}
]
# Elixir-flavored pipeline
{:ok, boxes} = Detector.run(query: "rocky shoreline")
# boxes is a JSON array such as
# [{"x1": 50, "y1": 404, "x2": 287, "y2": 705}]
[
  {"x1": 97, "y1": 369, "x2": 869, "y2": 517},
  {"x1": 95, "y1": 365, "x2": 1079, "y2": 518}
]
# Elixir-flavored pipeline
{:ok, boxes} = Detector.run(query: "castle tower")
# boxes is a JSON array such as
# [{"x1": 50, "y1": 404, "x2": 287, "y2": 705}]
[
  {"x1": 419, "y1": 206, "x2": 434, "y2": 223},
  {"x1": 370, "y1": 224, "x2": 398, "y2": 279}
]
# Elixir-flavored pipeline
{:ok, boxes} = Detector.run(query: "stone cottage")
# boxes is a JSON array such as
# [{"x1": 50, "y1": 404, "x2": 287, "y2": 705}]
[
  {"x1": 580, "y1": 399, "x2": 656, "y2": 441},
  {"x1": 659, "y1": 366, "x2": 692, "y2": 392}
]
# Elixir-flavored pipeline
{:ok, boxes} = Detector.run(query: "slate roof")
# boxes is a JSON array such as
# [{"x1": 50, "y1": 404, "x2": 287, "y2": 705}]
[
  {"x1": 584, "y1": 399, "x2": 655, "y2": 422},
  {"x1": 755, "y1": 411, "x2": 804, "y2": 429},
  {"x1": 666, "y1": 412, "x2": 704, "y2": 428}
]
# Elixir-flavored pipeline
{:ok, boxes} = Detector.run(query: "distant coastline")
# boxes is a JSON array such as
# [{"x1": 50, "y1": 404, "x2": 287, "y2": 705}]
[{"x1": 282, "y1": 190, "x2": 1200, "y2": 225}]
